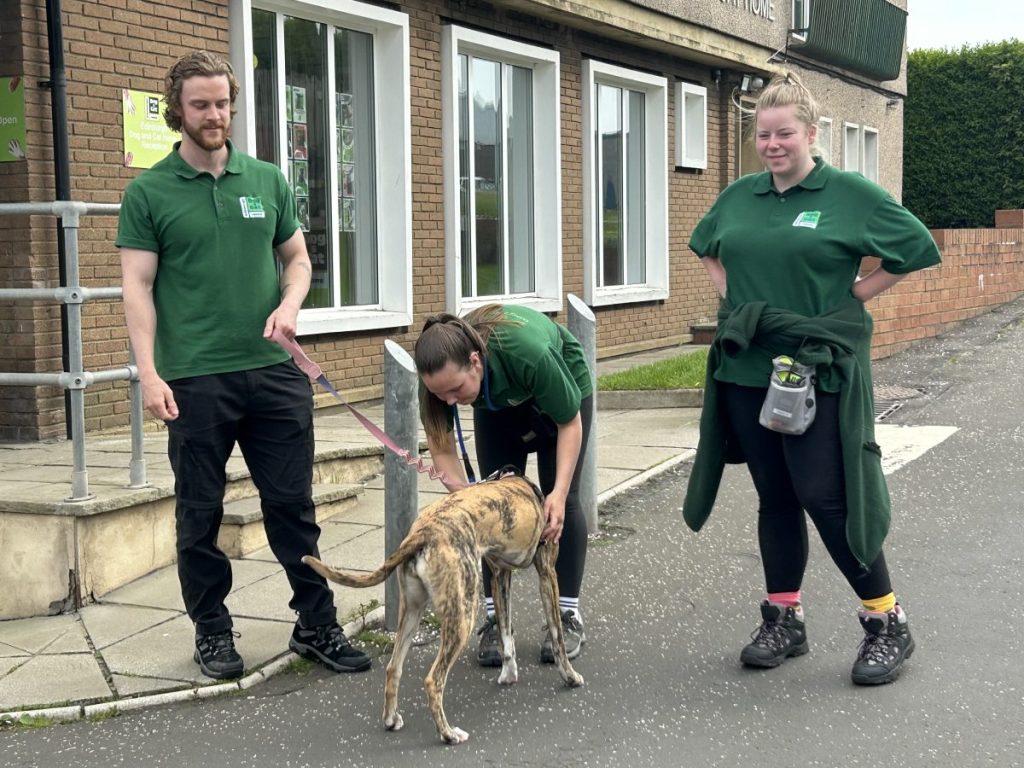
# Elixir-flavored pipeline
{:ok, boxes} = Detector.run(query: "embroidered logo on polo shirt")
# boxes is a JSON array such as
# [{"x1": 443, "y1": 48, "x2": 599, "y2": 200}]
[
  {"x1": 792, "y1": 211, "x2": 821, "y2": 229},
  {"x1": 239, "y1": 196, "x2": 266, "y2": 219}
]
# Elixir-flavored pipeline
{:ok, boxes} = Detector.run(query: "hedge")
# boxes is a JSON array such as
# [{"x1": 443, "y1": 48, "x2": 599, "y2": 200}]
[{"x1": 905, "y1": 40, "x2": 1024, "y2": 228}]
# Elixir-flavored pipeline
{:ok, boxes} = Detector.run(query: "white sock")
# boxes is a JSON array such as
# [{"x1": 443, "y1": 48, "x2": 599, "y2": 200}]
[
  {"x1": 484, "y1": 597, "x2": 495, "y2": 617},
  {"x1": 559, "y1": 596, "x2": 580, "y2": 620}
]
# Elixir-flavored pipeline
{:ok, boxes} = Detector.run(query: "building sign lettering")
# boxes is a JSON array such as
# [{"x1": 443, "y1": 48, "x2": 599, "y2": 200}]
[{"x1": 720, "y1": 0, "x2": 776, "y2": 21}]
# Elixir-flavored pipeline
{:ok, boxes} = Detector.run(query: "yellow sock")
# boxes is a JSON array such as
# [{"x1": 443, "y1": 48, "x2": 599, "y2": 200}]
[{"x1": 862, "y1": 593, "x2": 897, "y2": 614}]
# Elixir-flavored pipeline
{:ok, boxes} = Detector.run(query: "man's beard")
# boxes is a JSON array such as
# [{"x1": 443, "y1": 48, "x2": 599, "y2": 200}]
[{"x1": 184, "y1": 121, "x2": 228, "y2": 151}]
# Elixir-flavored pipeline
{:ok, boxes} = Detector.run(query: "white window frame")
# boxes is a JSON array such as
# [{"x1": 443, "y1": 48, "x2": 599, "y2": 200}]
[
  {"x1": 791, "y1": 0, "x2": 810, "y2": 41},
  {"x1": 582, "y1": 59, "x2": 668, "y2": 307},
  {"x1": 817, "y1": 116, "x2": 832, "y2": 165},
  {"x1": 843, "y1": 121, "x2": 861, "y2": 172},
  {"x1": 862, "y1": 125, "x2": 879, "y2": 183},
  {"x1": 675, "y1": 81, "x2": 707, "y2": 170},
  {"x1": 441, "y1": 25, "x2": 562, "y2": 316},
  {"x1": 229, "y1": 0, "x2": 412, "y2": 335}
]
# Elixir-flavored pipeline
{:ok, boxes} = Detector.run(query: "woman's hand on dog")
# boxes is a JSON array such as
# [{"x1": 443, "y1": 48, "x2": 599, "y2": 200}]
[{"x1": 542, "y1": 491, "x2": 567, "y2": 542}]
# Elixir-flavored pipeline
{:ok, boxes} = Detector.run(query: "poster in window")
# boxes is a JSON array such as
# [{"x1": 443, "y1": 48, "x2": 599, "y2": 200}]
[
  {"x1": 291, "y1": 86, "x2": 306, "y2": 124},
  {"x1": 338, "y1": 92, "x2": 353, "y2": 128},
  {"x1": 292, "y1": 123, "x2": 308, "y2": 160},
  {"x1": 297, "y1": 197, "x2": 310, "y2": 232},
  {"x1": 293, "y1": 160, "x2": 309, "y2": 197},
  {"x1": 340, "y1": 127, "x2": 354, "y2": 164},
  {"x1": 341, "y1": 162, "x2": 354, "y2": 197},
  {"x1": 286, "y1": 85, "x2": 294, "y2": 123},
  {"x1": 342, "y1": 197, "x2": 355, "y2": 232}
]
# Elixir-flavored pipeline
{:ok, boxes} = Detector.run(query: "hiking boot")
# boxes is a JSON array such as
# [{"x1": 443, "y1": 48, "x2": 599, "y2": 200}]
[
  {"x1": 476, "y1": 614, "x2": 503, "y2": 667},
  {"x1": 541, "y1": 610, "x2": 586, "y2": 663},
  {"x1": 740, "y1": 601, "x2": 809, "y2": 668},
  {"x1": 194, "y1": 629, "x2": 244, "y2": 680},
  {"x1": 289, "y1": 622, "x2": 371, "y2": 673},
  {"x1": 851, "y1": 604, "x2": 915, "y2": 685}
]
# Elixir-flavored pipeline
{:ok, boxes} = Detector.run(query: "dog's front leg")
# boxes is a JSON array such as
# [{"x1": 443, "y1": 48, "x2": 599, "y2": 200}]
[{"x1": 490, "y1": 568, "x2": 518, "y2": 685}]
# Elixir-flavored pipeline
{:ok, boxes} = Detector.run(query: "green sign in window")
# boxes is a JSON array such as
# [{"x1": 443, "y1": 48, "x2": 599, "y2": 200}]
[{"x1": 0, "y1": 76, "x2": 27, "y2": 163}]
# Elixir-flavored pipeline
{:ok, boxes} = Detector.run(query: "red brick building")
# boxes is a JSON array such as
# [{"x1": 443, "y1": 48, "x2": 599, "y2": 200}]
[{"x1": 0, "y1": 0, "x2": 963, "y2": 441}]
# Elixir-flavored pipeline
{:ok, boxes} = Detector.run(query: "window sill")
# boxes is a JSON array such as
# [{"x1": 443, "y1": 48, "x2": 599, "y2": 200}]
[
  {"x1": 297, "y1": 307, "x2": 413, "y2": 336},
  {"x1": 588, "y1": 285, "x2": 668, "y2": 308}
]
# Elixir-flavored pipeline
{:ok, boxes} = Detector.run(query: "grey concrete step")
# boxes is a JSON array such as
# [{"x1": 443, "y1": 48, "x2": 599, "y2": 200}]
[{"x1": 217, "y1": 482, "x2": 364, "y2": 558}]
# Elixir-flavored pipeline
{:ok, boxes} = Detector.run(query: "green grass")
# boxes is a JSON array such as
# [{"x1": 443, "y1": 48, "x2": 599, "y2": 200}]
[{"x1": 597, "y1": 349, "x2": 708, "y2": 391}]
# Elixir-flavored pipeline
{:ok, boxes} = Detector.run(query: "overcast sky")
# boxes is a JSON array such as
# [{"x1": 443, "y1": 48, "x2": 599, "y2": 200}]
[{"x1": 906, "y1": 0, "x2": 1024, "y2": 50}]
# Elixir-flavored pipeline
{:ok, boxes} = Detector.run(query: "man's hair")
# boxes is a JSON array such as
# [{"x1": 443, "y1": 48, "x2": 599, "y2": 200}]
[{"x1": 163, "y1": 50, "x2": 239, "y2": 132}]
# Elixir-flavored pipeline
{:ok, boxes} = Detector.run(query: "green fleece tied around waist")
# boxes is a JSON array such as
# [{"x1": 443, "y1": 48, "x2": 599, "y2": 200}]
[{"x1": 682, "y1": 296, "x2": 891, "y2": 569}]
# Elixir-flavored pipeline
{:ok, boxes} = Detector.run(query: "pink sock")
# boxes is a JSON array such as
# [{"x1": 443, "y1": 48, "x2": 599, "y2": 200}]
[{"x1": 767, "y1": 591, "x2": 802, "y2": 607}]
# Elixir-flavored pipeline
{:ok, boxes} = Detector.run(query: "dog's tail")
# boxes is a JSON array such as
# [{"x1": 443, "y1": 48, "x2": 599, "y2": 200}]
[{"x1": 302, "y1": 528, "x2": 430, "y2": 588}]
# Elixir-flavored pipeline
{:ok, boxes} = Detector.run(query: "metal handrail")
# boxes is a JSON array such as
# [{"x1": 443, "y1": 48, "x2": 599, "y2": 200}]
[{"x1": 0, "y1": 200, "x2": 147, "y2": 501}]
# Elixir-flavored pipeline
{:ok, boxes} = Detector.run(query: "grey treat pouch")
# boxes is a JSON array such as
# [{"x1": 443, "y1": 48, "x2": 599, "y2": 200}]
[{"x1": 759, "y1": 356, "x2": 816, "y2": 435}]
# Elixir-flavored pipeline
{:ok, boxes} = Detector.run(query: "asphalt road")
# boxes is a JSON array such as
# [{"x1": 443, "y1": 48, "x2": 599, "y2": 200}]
[{"x1": 3, "y1": 301, "x2": 1023, "y2": 768}]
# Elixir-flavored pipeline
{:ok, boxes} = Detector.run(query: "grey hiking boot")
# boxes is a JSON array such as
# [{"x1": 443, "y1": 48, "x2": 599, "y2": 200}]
[
  {"x1": 476, "y1": 614, "x2": 503, "y2": 667},
  {"x1": 740, "y1": 601, "x2": 809, "y2": 668},
  {"x1": 851, "y1": 603, "x2": 915, "y2": 685},
  {"x1": 541, "y1": 610, "x2": 586, "y2": 663}
]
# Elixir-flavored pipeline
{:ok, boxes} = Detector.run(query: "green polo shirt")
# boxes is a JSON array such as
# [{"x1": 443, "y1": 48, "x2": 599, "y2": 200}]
[
  {"x1": 475, "y1": 305, "x2": 593, "y2": 424},
  {"x1": 689, "y1": 158, "x2": 940, "y2": 387},
  {"x1": 116, "y1": 141, "x2": 299, "y2": 381}
]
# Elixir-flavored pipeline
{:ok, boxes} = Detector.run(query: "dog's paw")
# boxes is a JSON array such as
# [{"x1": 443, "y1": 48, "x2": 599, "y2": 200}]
[
  {"x1": 442, "y1": 726, "x2": 469, "y2": 745},
  {"x1": 497, "y1": 660, "x2": 519, "y2": 685},
  {"x1": 384, "y1": 712, "x2": 404, "y2": 731},
  {"x1": 564, "y1": 670, "x2": 584, "y2": 688}
]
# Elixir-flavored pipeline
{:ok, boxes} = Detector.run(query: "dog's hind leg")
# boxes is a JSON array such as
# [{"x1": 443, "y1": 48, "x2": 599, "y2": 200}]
[
  {"x1": 534, "y1": 542, "x2": 584, "y2": 688},
  {"x1": 489, "y1": 567, "x2": 518, "y2": 685},
  {"x1": 383, "y1": 563, "x2": 428, "y2": 733},
  {"x1": 424, "y1": 553, "x2": 477, "y2": 745}
]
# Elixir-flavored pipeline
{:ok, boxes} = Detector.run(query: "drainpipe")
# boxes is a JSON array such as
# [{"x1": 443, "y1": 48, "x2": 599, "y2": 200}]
[{"x1": 44, "y1": 0, "x2": 74, "y2": 439}]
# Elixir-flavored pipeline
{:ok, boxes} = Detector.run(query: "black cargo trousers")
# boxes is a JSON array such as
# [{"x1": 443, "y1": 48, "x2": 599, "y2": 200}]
[{"x1": 166, "y1": 360, "x2": 336, "y2": 635}]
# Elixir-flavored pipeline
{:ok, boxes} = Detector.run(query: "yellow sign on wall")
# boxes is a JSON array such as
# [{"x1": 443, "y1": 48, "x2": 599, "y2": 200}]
[{"x1": 122, "y1": 89, "x2": 178, "y2": 168}]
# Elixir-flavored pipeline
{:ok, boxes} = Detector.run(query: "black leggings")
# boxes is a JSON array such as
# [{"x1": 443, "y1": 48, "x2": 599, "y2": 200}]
[
  {"x1": 720, "y1": 383, "x2": 892, "y2": 600},
  {"x1": 473, "y1": 395, "x2": 593, "y2": 600}
]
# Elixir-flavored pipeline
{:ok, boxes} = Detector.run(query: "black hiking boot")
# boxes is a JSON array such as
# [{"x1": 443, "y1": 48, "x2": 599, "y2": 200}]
[
  {"x1": 289, "y1": 622, "x2": 371, "y2": 673},
  {"x1": 194, "y1": 629, "x2": 244, "y2": 680},
  {"x1": 740, "y1": 601, "x2": 809, "y2": 668},
  {"x1": 851, "y1": 604, "x2": 915, "y2": 685}
]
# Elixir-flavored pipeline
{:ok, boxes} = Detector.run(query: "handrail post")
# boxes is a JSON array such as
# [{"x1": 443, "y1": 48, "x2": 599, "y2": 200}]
[
  {"x1": 61, "y1": 208, "x2": 93, "y2": 502},
  {"x1": 127, "y1": 344, "x2": 148, "y2": 488},
  {"x1": 382, "y1": 339, "x2": 419, "y2": 631},
  {"x1": 567, "y1": 294, "x2": 598, "y2": 534}
]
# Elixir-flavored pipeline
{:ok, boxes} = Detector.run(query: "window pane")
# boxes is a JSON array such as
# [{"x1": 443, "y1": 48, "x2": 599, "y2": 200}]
[
  {"x1": 625, "y1": 89, "x2": 645, "y2": 285},
  {"x1": 472, "y1": 58, "x2": 503, "y2": 297},
  {"x1": 252, "y1": 10, "x2": 278, "y2": 164},
  {"x1": 285, "y1": 17, "x2": 331, "y2": 309},
  {"x1": 507, "y1": 64, "x2": 534, "y2": 294},
  {"x1": 458, "y1": 54, "x2": 472, "y2": 298},
  {"x1": 598, "y1": 83, "x2": 623, "y2": 287},
  {"x1": 336, "y1": 28, "x2": 378, "y2": 306}
]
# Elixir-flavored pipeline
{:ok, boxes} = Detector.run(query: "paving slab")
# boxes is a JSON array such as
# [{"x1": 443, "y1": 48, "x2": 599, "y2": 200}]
[
  {"x1": 0, "y1": 614, "x2": 81, "y2": 655},
  {"x1": 79, "y1": 604, "x2": 182, "y2": 651},
  {"x1": 110, "y1": 673, "x2": 192, "y2": 698},
  {"x1": 0, "y1": 654, "x2": 111, "y2": 710},
  {"x1": 100, "y1": 565, "x2": 187, "y2": 612}
]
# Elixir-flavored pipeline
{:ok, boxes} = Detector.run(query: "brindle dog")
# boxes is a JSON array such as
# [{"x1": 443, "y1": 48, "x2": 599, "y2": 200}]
[{"x1": 302, "y1": 468, "x2": 584, "y2": 745}]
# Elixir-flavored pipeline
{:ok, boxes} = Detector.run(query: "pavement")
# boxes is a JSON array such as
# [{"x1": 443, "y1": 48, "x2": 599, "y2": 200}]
[{"x1": 0, "y1": 344, "x2": 707, "y2": 724}]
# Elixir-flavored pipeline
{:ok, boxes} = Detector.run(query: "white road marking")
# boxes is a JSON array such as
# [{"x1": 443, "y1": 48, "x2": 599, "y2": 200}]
[{"x1": 875, "y1": 424, "x2": 959, "y2": 475}]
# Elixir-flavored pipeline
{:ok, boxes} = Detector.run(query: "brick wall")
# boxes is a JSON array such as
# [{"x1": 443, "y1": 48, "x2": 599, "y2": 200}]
[{"x1": 870, "y1": 222, "x2": 1024, "y2": 360}]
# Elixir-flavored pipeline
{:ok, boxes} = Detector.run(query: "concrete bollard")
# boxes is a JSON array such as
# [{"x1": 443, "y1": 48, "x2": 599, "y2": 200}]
[
  {"x1": 567, "y1": 294, "x2": 598, "y2": 534},
  {"x1": 383, "y1": 339, "x2": 419, "y2": 631}
]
